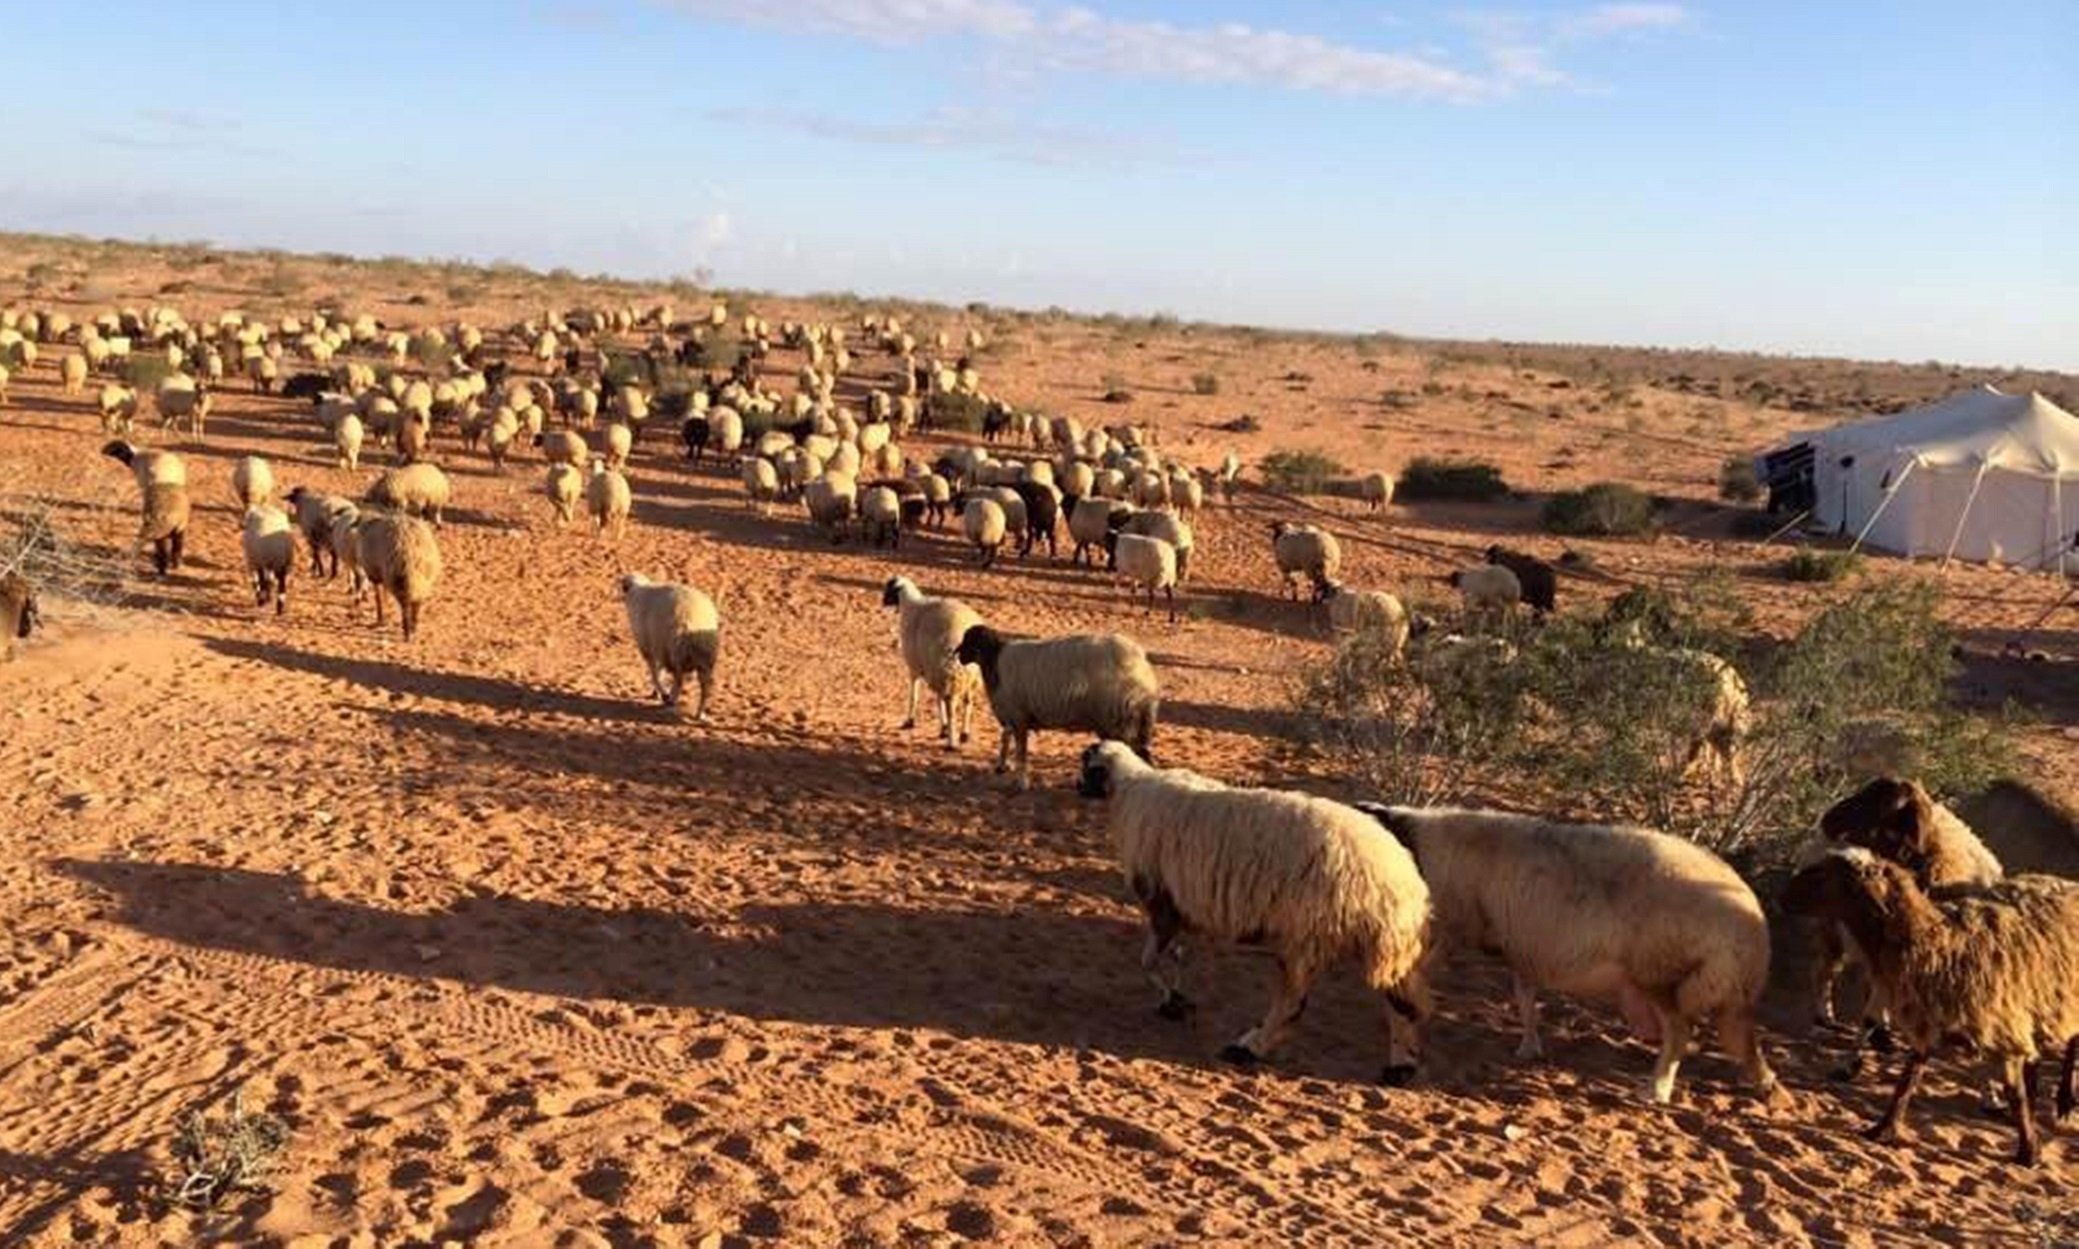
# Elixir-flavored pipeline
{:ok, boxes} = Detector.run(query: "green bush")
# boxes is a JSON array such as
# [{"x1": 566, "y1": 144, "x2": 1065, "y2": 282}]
[
  {"x1": 1781, "y1": 549, "x2": 1862, "y2": 582},
  {"x1": 1259, "y1": 449, "x2": 1344, "y2": 495},
  {"x1": 928, "y1": 392, "x2": 989, "y2": 432},
  {"x1": 1718, "y1": 455, "x2": 1763, "y2": 503},
  {"x1": 1191, "y1": 372, "x2": 1220, "y2": 395},
  {"x1": 1397, "y1": 456, "x2": 1509, "y2": 502},
  {"x1": 119, "y1": 353, "x2": 179, "y2": 390},
  {"x1": 1543, "y1": 482, "x2": 1656, "y2": 536}
]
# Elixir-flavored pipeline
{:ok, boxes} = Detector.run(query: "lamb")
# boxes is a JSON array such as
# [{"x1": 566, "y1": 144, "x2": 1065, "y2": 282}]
[
  {"x1": 2, "y1": 572, "x2": 39, "y2": 660},
  {"x1": 239, "y1": 504, "x2": 295, "y2": 615},
  {"x1": 1322, "y1": 583, "x2": 1409, "y2": 653},
  {"x1": 1271, "y1": 521, "x2": 1341, "y2": 602},
  {"x1": 283, "y1": 486, "x2": 357, "y2": 577},
  {"x1": 155, "y1": 376, "x2": 209, "y2": 435},
  {"x1": 101, "y1": 440, "x2": 186, "y2": 489},
  {"x1": 354, "y1": 511, "x2": 442, "y2": 640},
  {"x1": 962, "y1": 496, "x2": 1008, "y2": 567},
  {"x1": 953, "y1": 625, "x2": 1159, "y2": 789},
  {"x1": 1449, "y1": 564, "x2": 1521, "y2": 631},
  {"x1": 1784, "y1": 849, "x2": 2079, "y2": 1164},
  {"x1": 880, "y1": 576, "x2": 983, "y2": 749},
  {"x1": 1080, "y1": 743, "x2": 1433, "y2": 1078},
  {"x1": 587, "y1": 461, "x2": 632, "y2": 540},
  {"x1": 619, "y1": 573, "x2": 721, "y2": 720},
  {"x1": 1360, "y1": 470, "x2": 1394, "y2": 511},
  {"x1": 1630, "y1": 644, "x2": 1750, "y2": 785},
  {"x1": 229, "y1": 455, "x2": 274, "y2": 510},
  {"x1": 545, "y1": 462, "x2": 583, "y2": 526},
  {"x1": 1359, "y1": 804, "x2": 1781, "y2": 1104},
  {"x1": 1807, "y1": 777, "x2": 2006, "y2": 1071},
  {"x1": 136, "y1": 482, "x2": 190, "y2": 576},
  {"x1": 1111, "y1": 533, "x2": 1179, "y2": 623},
  {"x1": 365, "y1": 462, "x2": 451, "y2": 527},
  {"x1": 1485, "y1": 545, "x2": 1558, "y2": 616}
]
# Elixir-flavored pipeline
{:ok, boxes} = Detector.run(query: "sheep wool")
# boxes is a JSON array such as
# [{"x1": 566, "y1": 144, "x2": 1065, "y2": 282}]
[
  {"x1": 1271, "y1": 522, "x2": 1341, "y2": 602},
  {"x1": 880, "y1": 577, "x2": 983, "y2": 749},
  {"x1": 587, "y1": 462, "x2": 632, "y2": 540},
  {"x1": 239, "y1": 504, "x2": 295, "y2": 615},
  {"x1": 355, "y1": 512, "x2": 442, "y2": 640},
  {"x1": 1082, "y1": 742, "x2": 1432, "y2": 1077},
  {"x1": 1359, "y1": 805, "x2": 1779, "y2": 1106},
  {"x1": 366, "y1": 462, "x2": 451, "y2": 527},
  {"x1": 1112, "y1": 533, "x2": 1179, "y2": 623},
  {"x1": 137, "y1": 483, "x2": 191, "y2": 576},
  {"x1": 953, "y1": 625, "x2": 1159, "y2": 790},
  {"x1": 545, "y1": 463, "x2": 583, "y2": 526},
  {"x1": 335, "y1": 412, "x2": 364, "y2": 471},
  {"x1": 619, "y1": 573, "x2": 721, "y2": 720},
  {"x1": 1449, "y1": 564, "x2": 1521, "y2": 629},
  {"x1": 1324, "y1": 585, "x2": 1409, "y2": 655},
  {"x1": 962, "y1": 497, "x2": 1008, "y2": 567},
  {"x1": 229, "y1": 455, "x2": 274, "y2": 510}
]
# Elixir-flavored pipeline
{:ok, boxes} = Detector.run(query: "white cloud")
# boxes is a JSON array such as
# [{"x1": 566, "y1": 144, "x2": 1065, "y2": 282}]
[
  {"x1": 663, "y1": 0, "x2": 1035, "y2": 43},
  {"x1": 1566, "y1": 3, "x2": 1689, "y2": 37},
  {"x1": 706, "y1": 104, "x2": 1198, "y2": 167}
]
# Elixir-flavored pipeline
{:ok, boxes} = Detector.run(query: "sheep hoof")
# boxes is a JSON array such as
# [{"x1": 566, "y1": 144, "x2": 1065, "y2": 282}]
[
  {"x1": 1514, "y1": 1039, "x2": 1544, "y2": 1062},
  {"x1": 1864, "y1": 1120, "x2": 1905, "y2": 1145},
  {"x1": 2014, "y1": 1143, "x2": 2039, "y2": 1167},
  {"x1": 1218, "y1": 1044, "x2": 1260, "y2": 1068},
  {"x1": 900, "y1": 717, "x2": 917, "y2": 730},
  {"x1": 1156, "y1": 993, "x2": 1194, "y2": 1022},
  {"x1": 1378, "y1": 1063, "x2": 1418, "y2": 1088},
  {"x1": 1830, "y1": 1054, "x2": 1866, "y2": 1083},
  {"x1": 1866, "y1": 1025, "x2": 1895, "y2": 1055}
]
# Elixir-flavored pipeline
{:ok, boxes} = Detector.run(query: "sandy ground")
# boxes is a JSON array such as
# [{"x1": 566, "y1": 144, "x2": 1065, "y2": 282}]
[{"x1": 1, "y1": 249, "x2": 2076, "y2": 1246}]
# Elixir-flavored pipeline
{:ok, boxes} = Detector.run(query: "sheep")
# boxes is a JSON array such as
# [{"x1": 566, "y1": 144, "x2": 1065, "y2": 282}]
[
  {"x1": 1807, "y1": 777, "x2": 2006, "y2": 1072},
  {"x1": 1357, "y1": 804, "x2": 1780, "y2": 1105},
  {"x1": 60, "y1": 351, "x2": 87, "y2": 396},
  {"x1": 395, "y1": 410, "x2": 430, "y2": 464},
  {"x1": 1323, "y1": 583, "x2": 1409, "y2": 654},
  {"x1": 1629, "y1": 644, "x2": 1750, "y2": 786},
  {"x1": 1111, "y1": 533, "x2": 1179, "y2": 623},
  {"x1": 1485, "y1": 545, "x2": 1558, "y2": 616},
  {"x1": 587, "y1": 461, "x2": 632, "y2": 540},
  {"x1": 328, "y1": 506, "x2": 366, "y2": 602},
  {"x1": 229, "y1": 456, "x2": 274, "y2": 510},
  {"x1": 1359, "y1": 470, "x2": 1394, "y2": 511},
  {"x1": 335, "y1": 411, "x2": 364, "y2": 470},
  {"x1": 2, "y1": 572, "x2": 40, "y2": 660},
  {"x1": 619, "y1": 573, "x2": 720, "y2": 720},
  {"x1": 536, "y1": 428, "x2": 589, "y2": 470},
  {"x1": 600, "y1": 421, "x2": 633, "y2": 471},
  {"x1": 1069, "y1": 497, "x2": 1124, "y2": 567},
  {"x1": 880, "y1": 576, "x2": 983, "y2": 749},
  {"x1": 1118, "y1": 509, "x2": 1193, "y2": 581},
  {"x1": 962, "y1": 497, "x2": 1008, "y2": 567},
  {"x1": 860, "y1": 485, "x2": 903, "y2": 548},
  {"x1": 1080, "y1": 742, "x2": 1433, "y2": 1078},
  {"x1": 136, "y1": 483, "x2": 191, "y2": 577},
  {"x1": 1217, "y1": 451, "x2": 1242, "y2": 504},
  {"x1": 545, "y1": 462, "x2": 583, "y2": 526},
  {"x1": 1011, "y1": 479, "x2": 1060, "y2": 559},
  {"x1": 155, "y1": 376, "x2": 208, "y2": 434},
  {"x1": 803, "y1": 472, "x2": 856, "y2": 543},
  {"x1": 284, "y1": 486, "x2": 357, "y2": 577},
  {"x1": 101, "y1": 439, "x2": 186, "y2": 489},
  {"x1": 1784, "y1": 849, "x2": 2079, "y2": 1164},
  {"x1": 709, "y1": 407, "x2": 744, "y2": 458},
  {"x1": 1271, "y1": 521, "x2": 1341, "y2": 602},
  {"x1": 741, "y1": 456, "x2": 779, "y2": 513},
  {"x1": 239, "y1": 505, "x2": 295, "y2": 615},
  {"x1": 1448, "y1": 564, "x2": 1521, "y2": 632},
  {"x1": 354, "y1": 511, "x2": 442, "y2": 640},
  {"x1": 953, "y1": 625, "x2": 1159, "y2": 790},
  {"x1": 365, "y1": 463, "x2": 451, "y2": 527},
  {"x1": 98, "y1": 384, "x2": 138, "y2": 434}
]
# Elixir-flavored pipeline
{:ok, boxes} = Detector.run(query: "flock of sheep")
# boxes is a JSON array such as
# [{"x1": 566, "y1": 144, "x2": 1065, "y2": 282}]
[{"x1": 3, "y1": 296, "x2": 2076, "y2": 1169}]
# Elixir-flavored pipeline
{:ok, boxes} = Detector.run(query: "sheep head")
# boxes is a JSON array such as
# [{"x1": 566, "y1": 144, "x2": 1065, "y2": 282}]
[
  {"x1": 1820, "y1": 777, "x2": 1939, "y2": 880},
  {"x1": 1077, "y1": 740, "x2": 1140, "y2": 799}
]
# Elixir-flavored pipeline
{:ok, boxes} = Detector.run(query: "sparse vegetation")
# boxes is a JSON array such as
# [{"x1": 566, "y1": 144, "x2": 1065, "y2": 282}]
[
  {"x1": 1780, "y1": 549, "x2": 1863, "y2": 582},
  {"x1": 1396, "y1": 457, "x2": 1509, "y2": 503},
  {"x1": 1190, "y1": 372, "x2": 1220, "y2": 395},
  {"x1": 1542, "y1": 481, "x2": 1657, "y2": 537},
  {"x1": 168, "y1": 1087, "x2": 289, "y2": 1209},
  {"x1": 119, "y1": 354, "x2": 180, "y2": 391},
  {"x1": 1259, "y1": 449, "x2": 1345, "y2": 496},
  {"x1": 928, "y1": 392, "x2": 989, "y2": 433}
]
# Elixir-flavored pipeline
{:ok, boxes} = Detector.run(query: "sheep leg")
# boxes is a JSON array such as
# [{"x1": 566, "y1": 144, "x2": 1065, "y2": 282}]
[
  {"x1": 1223, "y1": 957, "x2": 1315, "y2": 1065},
  {"x1": 1134, "y1": 876, "x2": 1191, "y2": 1018},
  {"x1": 692, "y1": 668, "x2": 712, "y2": 723},
  {"x1": 1511, "y1": 975, "x2": 1544, "y2": 1060},
  {"x1": 1867, "y1": 1049, "x2": 1928, "y2": 1144},
  {"x1": 1014, "y1": 730, "x2": 1032, "y2": 791},
  {"x1": 1642, "y1": 1006, "x2": 1691, "y2": 1104},
  {"x1": 1719, "y1": 1008, "x2": 1781, "y2": 1103},
  {"x1": 2057, "y1": 1037, "x2": 2076, "y2": 1122},
  {"x1": 901, "y1": 676, "x2": 920, "y2": 731},
  {"x1": 1810, "y1": 925, "x2": 1847, "y2": 1029},
  {"x1": 2008, "y1": 1057, "x2": 2039, "y2": 1166},
  {"x1": 1380, "y1": 972, "x2": 1429, "y2": 1086},
  {"x1": 993, "y1": 727, "x2": 1013, "y2": 775}
]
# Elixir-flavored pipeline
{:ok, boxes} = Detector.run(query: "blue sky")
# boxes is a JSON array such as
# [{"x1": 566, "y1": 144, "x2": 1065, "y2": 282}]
[{"x1": 0, "y1": 1, "x2": 2072, "y2": 367}]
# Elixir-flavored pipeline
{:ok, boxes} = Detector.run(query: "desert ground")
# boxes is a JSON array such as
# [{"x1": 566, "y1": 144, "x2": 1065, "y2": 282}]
[{"x1": 1, "y1": 237, "x2": 2076, "y2": 1247}]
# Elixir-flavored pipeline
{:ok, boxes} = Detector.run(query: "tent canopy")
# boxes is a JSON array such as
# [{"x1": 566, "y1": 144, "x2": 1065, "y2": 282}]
[{"x1": 1766, "y1": 388, "x2": 2079, "y2": 570}]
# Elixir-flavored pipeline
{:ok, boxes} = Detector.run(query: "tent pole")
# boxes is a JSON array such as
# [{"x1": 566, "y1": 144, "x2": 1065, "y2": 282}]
[
  {"x1": 1939, "y1": 462, "x2": 1992, "y2": 569},
  {"x1": 1850, "y1": 459, "x2": 1914, "y2": 556}
]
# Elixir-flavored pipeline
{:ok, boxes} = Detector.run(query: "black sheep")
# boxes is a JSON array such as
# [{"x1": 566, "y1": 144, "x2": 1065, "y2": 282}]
[{"x1": 1485, "y1": 545, "x2": 1558, "y2": 615}]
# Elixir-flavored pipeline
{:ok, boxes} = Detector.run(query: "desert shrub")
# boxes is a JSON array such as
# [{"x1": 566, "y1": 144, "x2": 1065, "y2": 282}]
[
  {"x1": 1543, "y1": 482, "x2": 1656, "y2": 536},
  {"x1": 257, "y1": 265, "x2": 305, "y2": 298},
  {"x1": 678, "y1": 330, "x2": 742, "y2": 370},
  {"x1": 119, "y1": 354, "x2": 179, "y2": 390},
  {"x1": 1397, "y1": 456, "x2": 1509, "y2": 502},
  {"x1": 928, "y1": 392, "x2": 988, "y2": 433},
  {"x1": 601, "y1": 351, "x2": 653, "y2": 389},
  {"x1": 1191, "y1": 372, "x2": 1220, "y2": 395},
  {"x1": 168, "y1": 1087, "x2": 289, "y2": 1209},
  {"x1": 1259, "y1": 449, "x2": 1344, "y2": 495},
  {"x1": 1215, "y1": 414, "x2": 1262, "y2": 434},
  {"x1": 407, "y1": 333, "x2": 449, "y2": 369},
  {"x1": 1718, "y1": 455, "x2": 1763, "y2": 503},
  {"x1": 1781, "y1": 549, "x2": 1862, "y2": 582}
]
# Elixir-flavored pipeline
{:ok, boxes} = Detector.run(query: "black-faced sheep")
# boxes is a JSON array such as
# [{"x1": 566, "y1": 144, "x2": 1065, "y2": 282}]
[
  {"x1": 284, "y1": 486, "x2": 357, "y2": 578},
  {"x1": 620, "y1": 573, "x2": 720, "y2": 720},
  {"x1": 953, "y1": 625, "x2": 1159, "y2": 790},
  {"x1": 880, "y1": 576, "x2": 982, "y2": 749},
  {"x1": 1081, "y1": 742, "x2": 1433, "y2": 1080},
  {"x1": 1358, "y1": 804, "x2": 1780, "y2": 1105},
  {"x1": 1784, "y1": 849, "x2": 2079, "y2": 1164},
  {"x1": 136, "y1": 483, "x2": 190, "y2": 577}
]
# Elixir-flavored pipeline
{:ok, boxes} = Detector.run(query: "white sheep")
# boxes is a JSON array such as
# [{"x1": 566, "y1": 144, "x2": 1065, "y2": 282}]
[
  {"x1": 240, "y1": 504, "x2": 295, "y2": 616},
  {"x1": 1081, "y1": 742, "x2": 1433, "y2": 1078},
  {"x1": 545, "y1": 463, "x2": 583, "y2": 526},
  {"x1": 1323, "y1": 583, "x2": 1409, "y2": 654},
  {"x1": 101, "y1": 439, "x2": 186, "y2": 490},
  {"x1": 1271, "y1": 521, "x2": 1341, "y2": 602},
  {"x1": 1358, "y1": 804, "x2": 1780, "y2": 1105},
  {"x1": 365, "y1": 462, "x2": 451, "y2": 527},
  {"x1": 335, "y1": 412, "x2": 364, "y2": 471},
  {"x1": 952, "y1": 625, "x2": 1160, "y2": 790},
  {"x1": 962, "y1": 496, "x2": 1008, "y2": 567},
  {"x1": 355, "y1": 511, "x2": 442, "y2": 640},
  {"x1": 1112, "y1": 533, "x2": 1179, "y2": 623},
  {"x1": 1448, "y1": 564, "x2": 1520, "y2": 632},
  {"x1": 600, "y1": 421, "x2": 633, "y2": 471},
  {"x1": 229, "y1": 455, "x2": 274, "y2": 510},
  {"x1": 879, "y1": 576, "x2": 983, "y2": 749},
  {"x1": 619, "y1": 572, "x2": 720, "y2": 720},
  {"x1": 803, "y1": 472, "x2": 857, "y2": 542},
  {"x1": 587, "y1": 461, "x2": 632, "y2": 540},
  {"x1": 741, "y1": 456, "x2": 779, "y2": 514},
  {"x1": 1360, "y1": 471, "x2": 1395, "y2": 511}
]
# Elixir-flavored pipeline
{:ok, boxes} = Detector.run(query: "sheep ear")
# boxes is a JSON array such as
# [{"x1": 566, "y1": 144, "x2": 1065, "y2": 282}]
[{"x1": 1892, "y1": 784, "x2": 1936, "y2": 865}]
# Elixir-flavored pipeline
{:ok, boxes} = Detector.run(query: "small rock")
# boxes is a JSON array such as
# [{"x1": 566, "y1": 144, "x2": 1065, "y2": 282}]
[
  {"x1": 1501, "y1": 1122, "x2": 1528, "y2": 1143},
  {"x1": 414, "y1": 944, "x2": 442, "y2": 963}
]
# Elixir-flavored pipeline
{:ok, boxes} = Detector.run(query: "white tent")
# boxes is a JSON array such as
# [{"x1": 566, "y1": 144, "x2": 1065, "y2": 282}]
[{"x1": 1802, "y1": 387, "x2": 2079, "y2": 570}]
